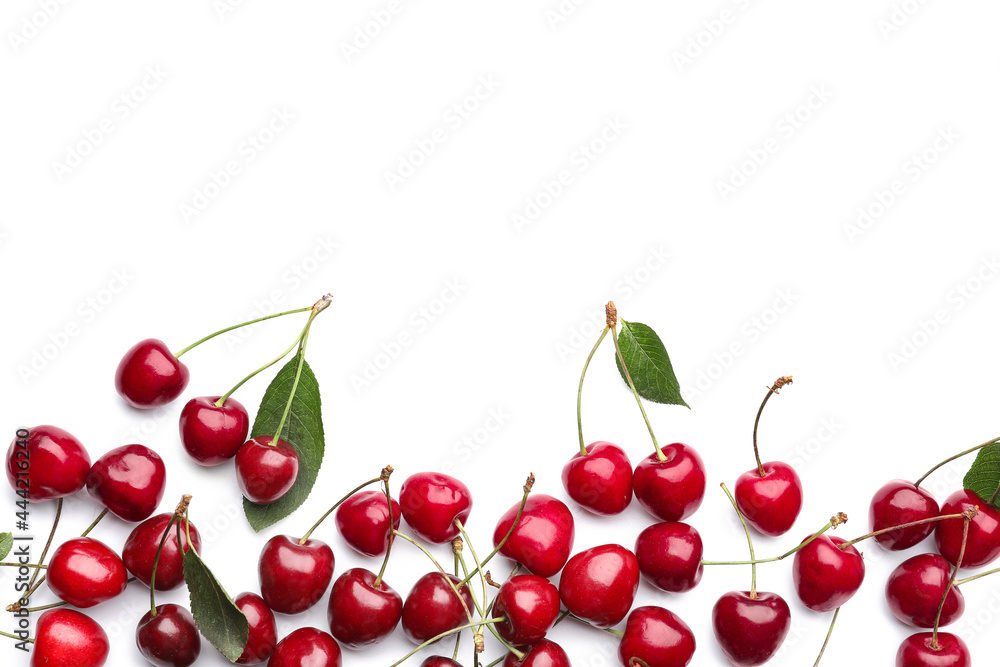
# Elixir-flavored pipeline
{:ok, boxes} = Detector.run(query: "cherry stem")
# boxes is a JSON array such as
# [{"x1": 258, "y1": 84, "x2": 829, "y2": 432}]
[
  {"x1": 914, "y1": 435, "x2": 1000, "y2": 489},
  {"x1": 752, "y1": 376, "x2": 792, "y2": 476},
  {"x1": 454, "y1": 519, "x2": 489, "y2": 640},
  {"x1": 25, "y1": 498, "x2": 61, "y2": 595},
  {"x1": 933, "y1": 516, "x2": 970, "y2": 648},
  {"x1": 174, "y1": 306, "x2": 313, "y2": 358},
  {"x1": 80, "y1": 508, "x2": 109, "y2": 537},
  {"x1": 216, "y1": 330, "x2": 306, "y2": 407},
  {"x1": 454, "y1": 548, "x2": 524, "y2": 660},
  {"x1": 392, "y1": 530, "x2": 475, "y2": 624},
  {"x1": 720, "y1": 482, "x2": 758, "y2": 597},
  {"x1": 701, "y1": 514, "x2": 847, "y2": 566},
  {"x1": 578, "y1": 325, "x2": 610, "y2": 455},
  {"x1": 6, "y1": 577, "x2": 45, "y2": 612},
  {"x1": 21, "y1": 578, "x2": 137, "y2": 614},
  {"x1": 150, "y1": 495, "x2": 191, "y2": 617},
  {"x1": 629, "y1": 660, "x2": 652, "y2": 667},
  {"x1": 838, "y1": 512, "x2": 967, "y2": 550},
  {"x1": 0, "y1": 563, "x2": 45, "y2": 569},
  {"x1": 484, "y1": 658, "x2": 504, "y2": 667},
  {"x1": 458, "y1": 474, "x2": 534, "y2": 588},
  {"x1": 374, "y1": 474, "x2": 395, "y2": 589},
  {"x1": 812, "y1": 607, "x2": 840, "y2": 667},
  {"x1": 610, "y1": 321, "x2": 663, "y2": 461},
  {"x1": 271, "y1": 296, "x2": 332, "y2": 444},
  {"x1": 605, "y1": 627, "x2": 625, "y2": 638},
  {"x1": 387, "y1": 617, "x2": 506, "y2": 667},
  {"x1": 954, "y1": 565, "x2": 1000, "y2": 586},
  {"x1": 0, "y1": 630, "x2": 32, "y2": 643},
  {"x1": 300, "y1": 471, "x2": 387, "y2": 544}
]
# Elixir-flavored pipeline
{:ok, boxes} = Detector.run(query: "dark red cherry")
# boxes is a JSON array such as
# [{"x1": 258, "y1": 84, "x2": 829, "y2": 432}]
[
  {"x1": 711, "y1": 591, "x2": 791, "y2": 666},
  {"x1": 47, "y1": 537, "x2": 128, "y2": 608},
  {"x1": 6, "y1": 425, "x2": 90, "y2": 502},
  {"x1": 632, "y1": 443, "x2": 706, "y2": 522},
  {"x1": 268, "y1": 628, "x2": 342, "y2": 667},
  {"x1": 791, "y1": 534, "x2": 865, "y2": 612},
  {"x1": 401, "y1": 572, "x2": 474, "y2": 645},
  {"x1": 492, "y1": 575, "x2": 560, "y2": 646},
  {"x1": 399, "y1": 472, "x2": 473, "y2": 543},
  {"x1": 334, "y1": 489, "x2": 401, "y2": 557},
  {"x1": 235, "y1": 437, "x2": 299, "y2": 505},
  {"x1": 503, "y1": 639, "x2": 571, "y2": 667},
  {"x1": 617, "y1": 606, "x2": 696, "y2": 667},
  {"x1": 422, "y1": 659, "x2": 463, "y2": 667},
  {"x1": 327, "y1": 567, "x2": 402, "y2": 649},
  {"x1": 233, "y1": 592, "x2": 277, "y2": 664},
  {"x1": 31, "y1": 608, "x2": 110, "y2": 667},
  {"x1": 935, "y1": 489, "x2": 1000, "y2": 569},
  {"x1": 734, "y1": 461, "x2": 803, "y2": 537},
  {"x1": 123, "y1": 513, "x2": 201, "y2": 590},
  {"x1": 115, "y1": 338, "x2": 190, "y2": 409},
  {"x1": 561, "y1": 441, "x2": 633, "y2": 515},
  {"x1": 86, "y1": 444, "x2": 166, "y2": 522},
  {"x1": 492, "y1": 494, "x2": 575, "y2": 578},
  {"x1": 886, "y1": 553, "x2": 964, "y2": 628},
  {"x1": 895, "y1": 632, "x2": 970, "y2": 667},
  {"x1": 869, "y1": 480, "x2": 940, "y2": 550},
  {"x1": 558, "y1": 544, "x2": 639, "y2": 628},
  {"x1": 634, "y1": 521, "x2": 704, "y2": 593},
  {"x1": 258, "y1": 534, "x2": 335, "y2": 614},
  {"x1": 136, "y1": 603, "x2": 201, "y2": 667},
  {"x1": 178, "y1": 396, "x2": 250, "y2": 466}
]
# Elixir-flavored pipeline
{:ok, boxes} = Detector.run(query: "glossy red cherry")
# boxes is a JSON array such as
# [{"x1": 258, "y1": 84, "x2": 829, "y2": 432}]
[
  {"x1": 327, "y1": 567, "x2": 402, "y2": 649},
  {"x1": 561, "y1": 441, "x2": 633, "y2": 515},
  {"x1": 734, "y1": 461, "x2": 803, "y2": 537},
  {"x1": 492, "y1": 494, "x2": 575, "y2": 578},
  {"x1": 869, "y1": 480, "x2": 940, "y2": 550},
  {"x1": 233, "y1": 592, "x2": 277, "y2": 664},
  {"x1": 422, "y1": 659, "x2": 463, "y2": 667},
  {"x1": 711, "y1": 591, "x2": 791, "y2": 666},
  {"x1": 123, "y1": 513, "x2": 201, "y2": 590},
  {"x1": 895, "y1": 632, "x2": 970, "y2": 667},
  {"x1": 236, "y1": 437, "x2": 299, "y2": 505},
  {"x1": 934, "y1": 489, "x2": 1000, "y2": 569},
  {"x1": 399, "y1": 472, "x2": 473, "y2": 543},
  {"x1": 258, "y1": 534, "x2": 335, "y2": 614},
  {"x1": 632, "y1": 443, "x2": 706, "y2": 522},
  {"x1": 334, "y1": 489, "x2": 401, "y2": 557},
  {"x1": 492, "y1": 575, "x2": 560, "y2": 646},
  {"x1": 268, "y1": 628, "x2": 342, "y2": 667},
  {"x1": 401, "y1": 572, "x2": 474, "y2": 645},
  {"x1": 503, "y1": 639, "x2": 571, "y2": 667},
  {"x1": 634, "y1": 521, "x2": 704, "y2": 593},
  {"x1": 178, "y1": 396, "x2": 250, "y2": 466},
  {"x1": 558, "y1": 544, "x2": 639, "y2": 628},
  {"x1": 617, "y1": 606, "x2": 696, "y2": 667},
  {"x1": 86, "y1": 444, "x2": 166, "y2": 522},
  {"x1": 886, "y1": 553, "x2": 964, "y2": 628},
  {"x1": 6, "y1": 425, "x2": 90, "y2": 502},
  {"x1": 791, "y1": 534, "x2": 865, "y2": 612},
  {"x1": 136, "y1": 603, "x2": 201, "y2": 667},
  {"x1": 31, "y1": 608, "x2": 110, "y2": 667},
  {"x1": 115, "y1": 338, "x2": 190, "y2": 409},
  {"x1": 47, "y1": 537, "x2": 128, "y2": 608}
]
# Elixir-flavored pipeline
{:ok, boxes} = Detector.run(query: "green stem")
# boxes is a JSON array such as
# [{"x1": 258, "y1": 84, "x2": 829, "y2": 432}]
[
  {"x1": 454, "y1": 520, "x2": 488, "y2": 640},
  {"x1": 387, "y1": 617, "x2": 506, "y2": 667},
  {"x1": 914, "y1": 436, "x2": 1000, "y2": 489},
  {"x1": 578, "y1": 326, "x2": 610, "y2": 455},
  {"x1": 149, "y1": 514, "x2": 180, "y2": 616},
  {"x1": 611, "y1": 324, "x2": 662, "y2": 461},
  {"x1": 702, "y1": 515, "x2": 845, "y2": 565},
  {"x1": 455, "y1": 549, "x2": 522, "y2": 660},
  {"x1": 720, "y1": 483, "x2": 757, "y2": 597},
  {"x1": 300, "y1": 475, "x2": 385, "y2": 544},
  {"x1": 838, "y1": 513, "x2": 966, "y2": 550},
  {"x1": 174, "y1": 307, "x2": 312, "y2": 358},
  {"x1": 374, "y1": 476, "x2": 395, "y2": 588},
  {"x1": 954, "y1": 565, "x2": 1000, "y2": 586},
  {"x1": 26, "y1": 498, "x2": 61, "y2": 593},
  {"x1": 392, "y1": 531, "x2": 475, "y2": 624},
  {"x1": 216, "y1": 331, "x2": 306, "y2": 406},
  {"x1": 812, "y1": 609, "x2": 840, "y2": 667},
  {"x1": 0, "y1": 630, "x2": 31, "y2": 642},
  {"x1": 271, "y1": 312, "x2": 319, "y2": 444},
  {"x1": 80, "y1": 508, "x2": 109, "y2": 537},
  {"x1": 605, "y1": 627, "x2": 624, "y2": 638},
  {"x1": 752, "y1": 377, "x2": 791, "y2": 476},
  {"x1": 0, "y1": 563, "x2": 45, "y2": 569},
  {"x1": 484, "y1": 658, "x2": 504, "y2": 667},
  {"x1": 933, "y1": 518, "x2": 970, "y2": 648},
  {"x1": 458, "y1": 475, "x2": 533, "y2": 588}
]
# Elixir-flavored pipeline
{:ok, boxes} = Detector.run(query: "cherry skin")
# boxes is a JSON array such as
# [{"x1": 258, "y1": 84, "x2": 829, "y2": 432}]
[
  {"x1": 236, "y1": 436, "x2": 299, "y2": 505},
  {"x1": 334, "y1": 489, "x2": 401, "y2": 557},
  {"x1": 327, "y1": 567, "x2": 402, "y2": 649},
  {"x1": 634, "y1": 521, "x2": 704, "y2": 593},
  {"x1": 47, "y1": 537, "x2": 128, "y2": 608},
  {"x1": 178, "y1": 396, "x2": 250, "y2": 466},
  {"x1": 617, "y1": 606, "x2": 696, "y2": 667},
  {"x1": 711, "y1": 591, "x2": 791, "y2": 667},
  {"x1": 86, "y1": 444, "x2": 166, "y2": 522},
  {"x1": 401, "y1": 572, "x2": 474, "y2": 645},
  {"x1": 232, "y1": 592, "x2": 277, "y2": 664},
  {"x1": 558, "y1": 544, "x2": 639, "y2": 628},
  {"x1": 895, "y1": 632, "x2": 970, "y2": 667},
  {"x1": 934, "y1": 489, "x2": 1000, "y2": 569},
  {"x1": 869, "y1": 480, "x2": 940, "y2": 550},
  {"x1": 268, "y1": 628, "x2": 342, "y2": 667},
  {"x1": 399, "y1": 472, "x2": 473, "y2": 543},
  {"x1": 503, "y1": 640, "x2": 571, "y2": 667},
  {"x1": 492, "y1": 575, "x2": 561, "y2": 646},
  {"x1": 734, "y1": 461, "x2": 803, "y2": 537},
  {"x1": 258, "y1": 534, "x2": 335, "y2": 614},
  {"x1": 492, "y1": 494, "x2": 575, "y2": 578},
  {"x1": 561, "y1": 441, "x2": 633, "y2": 515},
  {"x1": 632, "y1": 443, "x2": 707, "y2": 522},
  {"x1": 886, "y1": 553, "x2": 964, "y2": 628},
  {"x1": 422, "y1": 659, "x2": 463, "y2": 667},
  {"x1": 31, "y1": 608, "x2": 110, "y2": 667},
  {"x1": 123, "y1": 513, "x2": 201, "y2": 590},
  {"x1": 792, "y1": 534, "x2": 865, "y2": 612},
  {"x1": 136, "y1": 603, "x2": 201, "y2": 667},
  {"x1": 115, "y1": 338, "x2": 190, "y2": 409},
  {"x1": 6, "y1": 425, "x2": 90, "y2": 502}
]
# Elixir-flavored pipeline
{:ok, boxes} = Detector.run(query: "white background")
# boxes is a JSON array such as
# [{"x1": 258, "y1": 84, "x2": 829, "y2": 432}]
[{"x1": 3, "y1": 1, "x2": 1000, "y2": 665}]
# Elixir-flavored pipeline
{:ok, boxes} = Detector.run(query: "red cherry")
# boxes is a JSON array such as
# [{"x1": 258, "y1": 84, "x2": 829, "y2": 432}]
[
  {"x1": 895, "y1": 632, "x2": 970, "y2": 667},
  {"x1": 86, "y1": 444, "x2": 166, "y2": 522},
  {"x1": 634, "y1": 521, "x2": 704, "y2": 593},
  {"x1": 334, "y1": 489, "x2": 401, "y2": 557},
  {"x1": 934, "y1": 489, "x2": 1000, "y2": 569},
  {"x1": 268, "y1": 628, "x2": 342, "y2": 667},
  {"x1": 327, "y1": 567, "x2": 402, "y2": 649},
  {"x1": 632, "y1": 443, "x2": 706, "y2": 522},
  {"x1": 31, "y1": 608, "x2": 109, "y2": 667},
  {"x1": 791, "y1": 534, "x2": 865, "y2": 612},
  {"x1": 503, "y1": 639, "x2": 571, "y2": 667},
  {"x1": 558, "y1": 544, "x2": 639, "y2": 628},
  {"x1": 123, "y1": 513, "x2": 201, "y2": 590},
  {"x1": 401, "y1": 572, "x2": 474, "y2": 645},
  {"x1": 422, "y1": 659, "x2": 463, "y2": 667},
  {"x1": 734, "y1": 461, "x2": 803, "y2": 537},
  {"x1": 258, "y1": 535, "x2": 335, "y2": 614},
  {"x1": 235, "y1": 437, "x2": 299, "y2": 505},
  {"x1": 115, "y1": 338, "x2": 190, "y2": 409},
  {"x1": 561, "y1": 441, "x2": 633, "y2": 515},
  {"x1": 178, "y1": 396, "x2": 250, "y2": 466},
  {"x1": 886, "y1": 553, "x2": 964, "y2": 628},
  {"x1": 617, "y1": 606, "x2": 696, "y2": 667},
  {"x1": 135, "y1": 603, "x2": 201, "y2": 667},
  {"x1": 47, "y1": 537, "x2": 128, "y2": 608},
  {"x1": 6, "y1": 425, "x2": 90, "y2": 502},
  {"x1": 869, "y1": 480, "x2": 940, "y2": 550},
  {"x1": 233, "y1": 592, "x2": 277, "y2": 664},
  {"x1": 492, "y1": 494, "x2": 575, "y2": 578},
  {"x1": 399, "y1": 472, "x2": 473, "y2": 544},
  {"x1": 711, "y1": 591, "x2": 791, "y2": 666},
  {"x1": 492, "y1": 575, "x2": 560, "y2": 647}
]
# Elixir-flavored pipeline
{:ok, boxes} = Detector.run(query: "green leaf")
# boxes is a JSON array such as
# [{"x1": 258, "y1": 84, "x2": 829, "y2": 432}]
[
  {"x1": 183, "y1": 543, "x2": 248, "y2": 662},
  {"x1": 0, "y1": 533, "x2": 12, "y2": 561},
  {"x1": 614, "y1": 320, "x2": 688, "y2": 407},
  {"x1": 964, "y1": 443, "x2": 1000, "y2": 508},
  {"x1": 243, "y1": 357, "x2": 325, "y2": 532}
]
